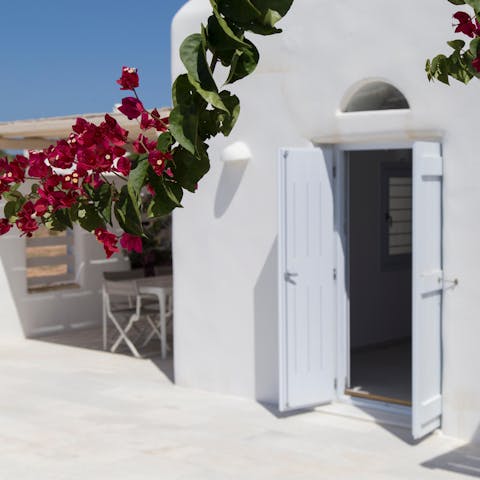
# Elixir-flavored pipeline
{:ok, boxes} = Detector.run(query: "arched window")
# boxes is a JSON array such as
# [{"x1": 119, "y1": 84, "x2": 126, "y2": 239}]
[{"x1": 343, "y1": 81, "x2": 409, "y2": 113}]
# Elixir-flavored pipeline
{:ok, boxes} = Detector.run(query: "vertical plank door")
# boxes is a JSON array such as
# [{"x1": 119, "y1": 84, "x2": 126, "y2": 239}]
[
  {"x1": 412, "y1": 141, "x2": 443, "y2": 439},
  {"x1": 278, "y1": 147, "x2": 335, "y2": 411}
]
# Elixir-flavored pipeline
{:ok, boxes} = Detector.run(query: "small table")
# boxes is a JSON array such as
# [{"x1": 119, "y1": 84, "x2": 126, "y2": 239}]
[{"x1": 136, "y1": 276, "x2": 173, "y2": 359}]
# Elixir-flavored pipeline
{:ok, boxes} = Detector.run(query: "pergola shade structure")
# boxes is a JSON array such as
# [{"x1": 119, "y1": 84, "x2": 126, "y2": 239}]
[{"x1": 0, "y1": 108, "x2": 171, "y2": 151}]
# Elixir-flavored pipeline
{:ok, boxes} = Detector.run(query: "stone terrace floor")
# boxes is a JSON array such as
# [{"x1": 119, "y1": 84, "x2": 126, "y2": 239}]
[{"x1": 1, "y1": 336, "x2": 479, "y2": 480}]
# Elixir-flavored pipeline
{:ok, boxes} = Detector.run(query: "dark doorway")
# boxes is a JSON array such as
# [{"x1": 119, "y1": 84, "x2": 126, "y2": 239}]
[{"x1": 346, "y1": 149, "x2": 412, "y2": 406}]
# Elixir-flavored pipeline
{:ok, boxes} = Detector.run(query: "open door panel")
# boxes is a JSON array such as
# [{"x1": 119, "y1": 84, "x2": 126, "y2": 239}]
[
  {"x1": 412, "y1": 141, "x2": 443, "y2": 439},
  {"x1": 278, "y1": 147, "x2": 336, "y2": 411}
]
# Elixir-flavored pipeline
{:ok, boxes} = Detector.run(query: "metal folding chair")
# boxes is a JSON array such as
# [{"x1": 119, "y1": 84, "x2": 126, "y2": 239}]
[
  {"x1": 103, "y1": 279, "x2": 144, "y2": 358},
  {"x1": 102, "y1": 277, "x2": 165, "y2": 358}
]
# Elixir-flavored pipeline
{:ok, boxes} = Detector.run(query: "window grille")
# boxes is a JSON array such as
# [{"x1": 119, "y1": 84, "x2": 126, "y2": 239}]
[
  {"x1": 26, "y1": 226, "x2": 76, "y2": 293},
  {"x1": 387, "y1": 176, "x2": 412, "y2": 256},
  {"x1": 381, "y1": 163, "x2": 412, "y2": 268}
]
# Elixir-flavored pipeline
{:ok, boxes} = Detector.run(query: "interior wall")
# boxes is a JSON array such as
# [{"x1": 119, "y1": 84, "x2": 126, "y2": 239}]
[{"x1": 349, "y1": 150, "x2": 412, "y2": 349}]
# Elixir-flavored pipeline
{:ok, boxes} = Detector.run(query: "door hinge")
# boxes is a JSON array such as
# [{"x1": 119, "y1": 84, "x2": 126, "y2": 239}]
[
  {"x1": 333, "y1": 165, "x2": 337, "y2": 178},
  {"x1": 334, "y1": 378, "x2": 338, "y2": 390},
  {"x1": 283, "y1": 150, "x2": 289, "y2": 160},
  {"x1": 333, "y1": 268, "x2": 337, "y2": 281}
]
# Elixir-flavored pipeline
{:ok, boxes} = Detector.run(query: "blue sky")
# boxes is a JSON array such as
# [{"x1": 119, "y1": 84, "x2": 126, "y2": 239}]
[{"x1": 1, "y1": 0, "x2": 188, "y2": 122}]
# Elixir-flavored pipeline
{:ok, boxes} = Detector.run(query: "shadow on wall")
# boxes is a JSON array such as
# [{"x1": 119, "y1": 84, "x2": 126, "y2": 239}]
[
  {"x1": 254, "y1": 238, "x2": 279, "y2": 405},
  {"x1": 422, "y1": 426, "x2": 480, "y2": 477},
  {"x1": 214, "y1": 161, "x2": 248, "y2": 218}
]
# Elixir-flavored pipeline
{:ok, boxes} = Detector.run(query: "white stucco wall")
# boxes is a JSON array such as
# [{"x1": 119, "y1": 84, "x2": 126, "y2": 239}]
[{"x1": 172, "y1": 0, "x2": 480, "y2": 443}]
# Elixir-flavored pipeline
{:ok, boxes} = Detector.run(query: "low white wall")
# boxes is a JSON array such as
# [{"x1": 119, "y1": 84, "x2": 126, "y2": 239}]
[
  {"x1": 172, "y1": 0, "x2": 480, "y2": 442},
  {"x1": 0, "y1": 225, "x2": 129, "y2": 338}
]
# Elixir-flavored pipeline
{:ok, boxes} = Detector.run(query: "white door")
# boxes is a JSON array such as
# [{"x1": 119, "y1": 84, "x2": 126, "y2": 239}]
[
  {"x1": 412, "y1": 141, "x2": 443, "y2": 439},
  {"x1": 278, "y1": 147, "x2": 335, "y2": 411}
]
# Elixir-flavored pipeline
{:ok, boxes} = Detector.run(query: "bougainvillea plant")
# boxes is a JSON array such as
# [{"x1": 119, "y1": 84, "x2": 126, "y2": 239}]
[
  {"x1": 427, "y1": 0, "x2": 480, "y2": 84},
  {"x1": 0, "y1": 0, "x2": 294, "y2": 257}
]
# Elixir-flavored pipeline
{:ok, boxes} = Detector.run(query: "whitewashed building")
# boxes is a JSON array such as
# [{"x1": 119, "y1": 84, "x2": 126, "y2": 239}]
[
  {"x1": 171, "y1": 0, "x2": 480, "y2": 443},
  {"x1": 1, "y1": 0, "x2": 479, "y2": 447}
]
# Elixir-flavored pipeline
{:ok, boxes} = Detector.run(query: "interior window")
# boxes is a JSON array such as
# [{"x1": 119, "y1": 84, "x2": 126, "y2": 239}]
[
  {"x1": 26, "y1": 226, "x2": 77, "y2": 293},
  {"x1": 381, "y1": 162, "x2": 412, "y2": 268}
]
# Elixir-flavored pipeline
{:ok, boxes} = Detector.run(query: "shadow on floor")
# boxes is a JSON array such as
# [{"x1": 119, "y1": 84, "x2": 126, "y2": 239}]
[
  {"x1": 256, "y1": 401, "x2": 316, "y2": 419},
  {"x1": 422, "y1": 442, "x2": 480, "y2": 477},
  {"x1": 32, "y1": 324, "x2": 174, "y2": 383}
]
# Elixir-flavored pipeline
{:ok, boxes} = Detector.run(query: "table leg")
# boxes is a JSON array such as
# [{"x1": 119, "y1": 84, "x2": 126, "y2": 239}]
[{"x1": 102, "y1": 286, "x2": 107, "y2": 351}]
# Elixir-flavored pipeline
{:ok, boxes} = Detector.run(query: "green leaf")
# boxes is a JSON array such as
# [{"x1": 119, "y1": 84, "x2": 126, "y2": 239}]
[
  {"x1": 214, "y1": 0, "x2": 292, "y2": 36},
  {"x1": 207, "y1": 11, "x2": 249, "y2": 54},
  {"x1": 147, "y1": 170, "x2": 184, "y2": 217},
  {"x1": 128, "y1": 157, "x2": 149, "y2": 201},
  {"x1": 219, "y1": 91, "x2": 240, "y2": 135},
  {"x1": 448, "y1": 39, "x2": 466, "y2": 51},
  {"x1": 114, "y1": 186, "x2": 143, "y2": 236},
  {"x1": 162, "y1": 180, "x2": 183, "y2": 207},
  {"x1": 83, "y1": 182, "x2": 114, "y2": 225},
  {"x1": 198, "y1": 109, "x2": 223, "y2": 139},
  {"x1": 97, "y1": 183, "x2": 114, "y2": 225},
  {"x1": 157, "y1": 131, "x2": 174, "y2": 152},
  {"x1": 225, "y1": 40, "x2": 260, "y2": 84},
  {"x1": 4, "y1": 200, "x2": 18, "y2": 220},
  {"x1": 465, "y1": 0, "x2": 480, "y2": 12},
  {"x1": 169, "y1": 105, "x2": 199, "y2": 155},
  {"x1": 172, "y1": 146, "x2": 210, "y2": 192},
  {"x1": 251, "y1": 0, "x2": 294, "y2": 18},
  {"x1": 50, "y1": 209, "x2": 73, "y2": 231},
  {"x1": 2, "y1": 190, "x2": 23, "y2": 203},
  {"x1": 172, "y1": 74, "x2": 196, "y2": 108},
  {"x1": 180, "y1": 32, "x2": 227, "y2": 111},
  {"x1": 180, "y1": 33, "x2": 216, "y2": 91},
  {"x1": 77, "y1": 204, "x2": 105, "y2": 232},
  {"x1": 470, "y1": 36, "x2": 480, "y2": 56},
  {"x1": 216, "y1": 0, "x2": 261, "y2": 24},
  {"x1": 429, "y1": 54, "x2": 450, "y2": 84},
  {"x1": 448, "y1": 0, "x2": 466, "y2": 4}
]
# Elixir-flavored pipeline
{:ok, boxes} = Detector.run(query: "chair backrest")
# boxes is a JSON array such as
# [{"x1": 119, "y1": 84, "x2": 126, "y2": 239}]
[
  {"x1": 103, "y1": 279, "x2": 139, "y2": 312},
  {"x1": 104, "y1": 279, "x2": 138, "y2": 297}
]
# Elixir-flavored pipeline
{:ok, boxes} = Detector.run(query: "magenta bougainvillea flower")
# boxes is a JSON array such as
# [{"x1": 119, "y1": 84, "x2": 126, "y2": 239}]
[
  {"x1": 0, "y1": 66, "x2": 173, "y2": 256},
  {"x1": 33, "y1": 198, "x2": 50, "y2": 216},
  {"x1": 16, "y1": 202, "x2": 39, "y2": 236},
  {"x1": 0, "y1": 219, "x2": 11, "y2": 235},
  {"x1": 453, "y1": 11, "x2": 477, "y2": 37},
  {"x1": 120, "y1": 233, "x2": 143, "y2": 253},
  {"x1": 116, "y1": 66, "x2": 139, "y2": 90},
  {"x1": 115, "y1": 156, "x2": 131, "y2": 176},
  {"x1": 95, "y1": 228, "x2": 119, "y2": 258},
  {"x1": 148, "y1": 150, "x2": 171, "y2": 176},
  {"x1": 118, "y1": 97, "x2": 145, "y2": 120},
  {"x1": 102, "y1": 114, "x2": 129, "y2": 146},
  {"x1": 28, "y1": 150, "x2": 52, "y2": 178}
]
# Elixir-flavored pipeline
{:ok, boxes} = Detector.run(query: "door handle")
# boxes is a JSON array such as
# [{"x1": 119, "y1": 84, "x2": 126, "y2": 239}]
[{"x1": 284, "y1": 272, "x2": 298, "y2": 284}]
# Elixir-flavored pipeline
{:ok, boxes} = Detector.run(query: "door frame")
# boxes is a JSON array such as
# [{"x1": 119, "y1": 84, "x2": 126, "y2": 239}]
[{"x1": 331, "y1": 140, "x2": 442, "y2": 416}]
